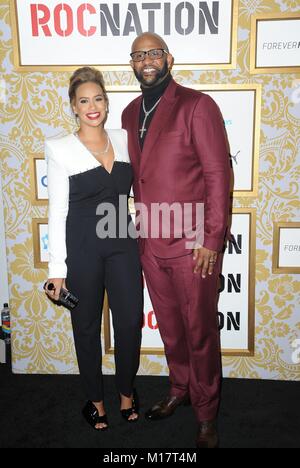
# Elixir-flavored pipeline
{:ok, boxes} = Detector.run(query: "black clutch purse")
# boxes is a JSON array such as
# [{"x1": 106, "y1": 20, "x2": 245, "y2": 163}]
[{"x1": 44, "y1": 282, "x2": 79, "y2": 310}]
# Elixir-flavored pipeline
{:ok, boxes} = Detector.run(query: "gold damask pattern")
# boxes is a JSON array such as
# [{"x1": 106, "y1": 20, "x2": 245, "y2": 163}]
[{"x1": 0, "y1": 0, "x2": 299, "y2": 379}]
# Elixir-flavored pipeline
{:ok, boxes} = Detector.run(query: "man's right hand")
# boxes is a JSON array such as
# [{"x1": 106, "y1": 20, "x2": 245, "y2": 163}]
[{"x1": 44, "y1": 278, "x2": 66, "y2": 301}]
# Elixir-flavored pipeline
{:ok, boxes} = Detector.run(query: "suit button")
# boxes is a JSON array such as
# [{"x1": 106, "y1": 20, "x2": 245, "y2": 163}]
[{"x1": 140, "y1": 178, "x2": 145, "y2": 184}]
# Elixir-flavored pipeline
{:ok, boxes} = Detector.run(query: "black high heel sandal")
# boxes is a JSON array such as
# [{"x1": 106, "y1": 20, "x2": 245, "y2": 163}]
[
  {"x1": 82, "y1": 400, "x2": 109, "y2": 431},
  {"x1": 120, "y1": 389, "x2": 139, "y2": 422}
]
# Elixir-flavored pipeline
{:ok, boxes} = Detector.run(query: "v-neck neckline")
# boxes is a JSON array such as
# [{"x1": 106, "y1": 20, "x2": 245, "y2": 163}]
[{"x1": 73, "y1": 130, "x2": 116, "y2": 175}]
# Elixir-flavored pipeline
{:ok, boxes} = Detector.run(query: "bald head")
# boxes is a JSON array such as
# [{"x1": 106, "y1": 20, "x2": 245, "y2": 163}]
[{"x1": 131, "y1": 32, "x2": 169, "y2": 54}]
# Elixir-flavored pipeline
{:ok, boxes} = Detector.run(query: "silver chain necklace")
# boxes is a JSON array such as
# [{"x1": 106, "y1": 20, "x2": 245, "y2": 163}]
[
  {"x1": 139, "y1": 97, "x2": 162, "y2": 139},
  {"x1": 76, "y1": 131, "x2": 110, "y2": 156}
]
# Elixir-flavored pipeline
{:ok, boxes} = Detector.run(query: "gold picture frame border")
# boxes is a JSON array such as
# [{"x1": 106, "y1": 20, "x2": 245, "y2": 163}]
[
  {"x1": 103, "y1": 208, "x2": 256, "y2": 357},
  {"x1": 106, "y1": 83, "x2": 261, "y2": 198},
  {"x1": 29, "y1": 153, "x2": 47, "y2": 206},
  {"x1": 272, "y1": 222, "x2": 300, "y2": 274},
  {"x1": 32, "y1": 218, "x2": 48, "y2": 269},
  {"x1": 29, "y1": 84, "x2": 261, "y2": 199},
  {"x1": 250, "y1": 13, "x2": 300, "y2": 75},
  {"x1": 10, "y1": 0, "x2": 239, "y2": 72}
]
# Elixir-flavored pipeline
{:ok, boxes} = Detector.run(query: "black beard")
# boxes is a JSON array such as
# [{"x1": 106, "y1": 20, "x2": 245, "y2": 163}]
[{"x1": 134, "y1": 60, "x2": 169, "y2": 88}]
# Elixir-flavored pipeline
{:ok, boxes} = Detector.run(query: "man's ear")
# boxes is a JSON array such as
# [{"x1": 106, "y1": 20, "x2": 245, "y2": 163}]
[
  {"x1": 129, "y1": 60, "x2": 134, "y2": 70},
  {"x1": 167, "y1": 54, "x2": 174, "y2": 71}
]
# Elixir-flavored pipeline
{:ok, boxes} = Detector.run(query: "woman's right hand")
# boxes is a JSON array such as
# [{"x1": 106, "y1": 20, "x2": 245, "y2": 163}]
[{"x1": 44, "y1": 278, "x2": 66, "y2": 301}]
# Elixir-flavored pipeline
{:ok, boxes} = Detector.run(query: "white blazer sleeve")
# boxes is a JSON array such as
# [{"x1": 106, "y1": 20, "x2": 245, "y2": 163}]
[{"x1": 45, "y1": 141, "x2": 69, "y2": 278}]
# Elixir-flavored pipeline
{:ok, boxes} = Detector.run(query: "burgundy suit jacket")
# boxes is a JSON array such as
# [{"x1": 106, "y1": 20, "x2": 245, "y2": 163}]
[{"x1": 122, "y1": 78, "x2": 231, "y2": 258}]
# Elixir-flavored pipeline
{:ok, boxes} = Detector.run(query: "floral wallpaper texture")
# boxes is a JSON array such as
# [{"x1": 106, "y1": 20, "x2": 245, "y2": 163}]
[{"x1": 0, "y1": 0, "x2": 299, "y2": 379}]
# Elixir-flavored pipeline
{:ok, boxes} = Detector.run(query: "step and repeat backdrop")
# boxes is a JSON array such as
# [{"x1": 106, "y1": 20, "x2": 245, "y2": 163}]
[
  {"x1": 0, "y1": 0, "x2": 299, "y2": 378},
  {"x1": 0, "y1": 171, "x2": 9, "y2": 327},
  {"x1": 0, "y1": 173, "x2": 9, "y2": 363}
]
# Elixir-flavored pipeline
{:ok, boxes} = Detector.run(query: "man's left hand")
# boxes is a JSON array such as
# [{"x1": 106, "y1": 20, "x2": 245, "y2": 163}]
[{"x1": 193, "y1": 247, "x2": 218, "y2": 278}]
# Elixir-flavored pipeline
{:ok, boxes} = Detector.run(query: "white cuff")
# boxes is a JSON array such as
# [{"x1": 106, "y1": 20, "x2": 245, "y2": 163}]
[{"x1": 48, "y1": 262, "x2": 67, "y2": 279}]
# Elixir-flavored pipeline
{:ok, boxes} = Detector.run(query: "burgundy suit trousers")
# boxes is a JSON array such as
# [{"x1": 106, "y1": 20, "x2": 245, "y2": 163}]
[{"x1": 141, "y1": 241, "x2": 222, "y2": 422}]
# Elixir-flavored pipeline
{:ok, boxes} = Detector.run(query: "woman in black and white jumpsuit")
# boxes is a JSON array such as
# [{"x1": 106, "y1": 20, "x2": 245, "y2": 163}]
[{"x1": 45, "y1": 67, "x2": 143, "y2": 430}]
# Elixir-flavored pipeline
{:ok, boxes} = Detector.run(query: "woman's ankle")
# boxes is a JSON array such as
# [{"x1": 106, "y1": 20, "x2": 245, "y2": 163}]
[
  {"x1": 92, "y1": 400, "x2": 105, "y2": 415},
  {"x1": 120, "y1": 393, "x2": 133, "y2": 410}
]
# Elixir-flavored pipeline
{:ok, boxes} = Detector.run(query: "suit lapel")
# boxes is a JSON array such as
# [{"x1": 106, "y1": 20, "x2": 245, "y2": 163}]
[
  {"x1": 140, "y1": 80, "x2": 178, "y2": 173},
  {"x1": 129, "y1": 96, "x2": 142, "y2": 168}
]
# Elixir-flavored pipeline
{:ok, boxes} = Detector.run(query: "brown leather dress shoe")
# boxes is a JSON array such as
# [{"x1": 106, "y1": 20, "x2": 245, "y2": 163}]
[
  {"x1": 145, "y1": 395, "x2": 190, "y2": 421},
  {"x1": 196, "y1": 420, "x2": 218, "y2": 448}
]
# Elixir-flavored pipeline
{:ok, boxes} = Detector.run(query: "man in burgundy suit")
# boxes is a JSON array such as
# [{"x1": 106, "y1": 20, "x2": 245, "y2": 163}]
[{"x1": 122, "y1": 33, "x2": 231, "y2": 448}]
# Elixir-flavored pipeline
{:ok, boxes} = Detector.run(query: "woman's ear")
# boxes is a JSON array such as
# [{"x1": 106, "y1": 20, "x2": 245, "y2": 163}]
[{"x1": 71, "y1": 98, "x2": 77, "y2": 116}]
